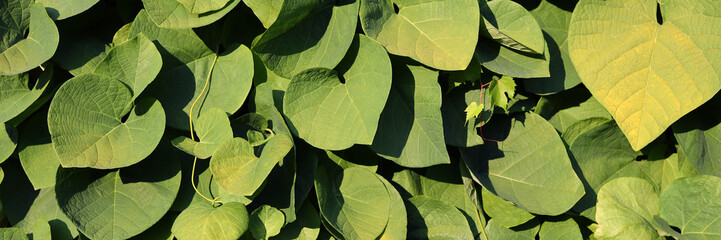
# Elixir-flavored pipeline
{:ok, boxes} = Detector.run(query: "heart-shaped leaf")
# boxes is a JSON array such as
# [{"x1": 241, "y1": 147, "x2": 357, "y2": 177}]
[
  {"x1": 48, "y1": 75, "x2": 165, "y2": 169},
  {"x1": 172, "y1": 201, "x2": 249, "y2": 240},
  {"x1": 284, "y1": 34, "x2": 392, "y2": 150},
  {"x1": 359, "y1": 0, "x2": 480, "y2": 70},
  {"x1": 211, "y1": 135, "x2": 293, "y2": 196},
  {"x1": 55, "y1": 151, "x2": 181, "y2": 240},
  {"x1": 243, "y1": 0, "x2": 283, "y2": 28},
  {"x1": 568, "y1": 0, "x2": 721, "y2": 150},
  {"x1": 539, "y1": 219, "x2": 582, "y2": 240},
  {"x1": 0, "y1": 2, "x2": 58, "y2": 75}
]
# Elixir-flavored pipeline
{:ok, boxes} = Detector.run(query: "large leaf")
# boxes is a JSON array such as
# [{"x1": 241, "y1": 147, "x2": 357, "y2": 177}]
[
  {"x1": 371, "y1": 59, "x2": 450, "y2": 168},
  {"x1": 0, "y1": 228, "x2": 27, "y2": 240},
  {"x1": 481, "y1": 0, "x2": 545, "y2": 54},
  {"x1": 0, "y1": 3, "x2": 59, "y2": 75},
  {"x1": 210, "y1": 135, "x2": 293, "y2": 196},
  {"x1": 172, "y1": 201, "x2": 249, "y2": 240},
  {"x1": 659, "y1": 175, "x2": 721, "y2": 239},
  {"x1": 0, "y1": 68, "x2": 53, "y2": 123},
  {"x1": 253, "y1": 0, "x2": 358, "y2": 79},
  {"x1": 595, "y1": 177, "x2": 660, "y2": 240},
  {"x1": 376, "y1": 174, "x2": 407, "y2": 240},
  {"x1": 672, "y1": 95, "x2": 721, "y2": 177},
  {"x1": 567, "y1": 0, "x2": 721, "y2": 151},
  {"x1": 314, "y1": 166, "x2": 390, "y2": 240},
  {"x1": 48, "y1": 75, "x2": 165, "y2": 169},
  {"x1": 405, "y1": 196, "x2": 474, "y2": 240},
  {"x1": 272, "y1": 200, "x2": 321, "y2": 240},
  {"x1": 460, "y1": 112, "x2": 584, "y2": 215},
  {"x1": 176, "y1": 0, "x2": 229, "y2": 14},
  {"x1": 420, "y1": 165, "x2": 484, "y2": 237},
  {"x1": 55, "y1": 150, "x2": 182, "y2": 240},
  {"x1": 283, "y1": 34, "x2": 391, "y2": 150},
  {"x1": 36, "y1": 0, "x2": 99, "y2": 20},
  {"x1": 359, "y1": 0, "x2": 480, "y2": 70},
  {"x1": 141, "y1": 0, "x2": 240, "y2": 29},
  {"x1": 476, "y1": 37, "x2": 550, "y2": 78},
  {"x1": 484, "y1": 220, "x2": 540, "y2": 240}
]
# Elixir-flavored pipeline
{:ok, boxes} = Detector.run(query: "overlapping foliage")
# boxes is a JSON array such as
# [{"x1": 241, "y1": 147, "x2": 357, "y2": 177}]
[{"x1": 0, "y1": 0, "x2": 720, "y2": 239}]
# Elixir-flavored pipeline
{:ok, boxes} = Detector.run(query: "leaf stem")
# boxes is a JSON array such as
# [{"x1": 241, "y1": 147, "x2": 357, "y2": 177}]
[
  {"x1": 478, "y1": 79, "x2": 500, "y2": 143},
  {"x1": 188, "y1": 54, "x2": 221, "y2": 206}
]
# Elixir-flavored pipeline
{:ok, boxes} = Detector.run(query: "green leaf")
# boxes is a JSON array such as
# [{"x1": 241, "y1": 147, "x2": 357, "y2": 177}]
[
  {"x1": 283, "y1": 34, "x2": 392, "y2": 150},
  {"x1": 18, "y1": 110, "x2": 60, "y2": 189},
  {"x1": 0, "y1": 123, "x2": 16, "y2": 164},
  {"x1": 376, "y1": 174, "x2": 407, "y2": 240},
  {"x1": 0, "y1": 68, "x2": 53, "y2": 123},
  {"x1": 422, "y1": 165, "x2": 484, "y2": 237},
  {"x1": 0, "y1": 228, "x2": 27, "y2": 240},
  {"x1": 249, "y1": 205, "x2": 285, "y2": 240},
  {"x1": 567, "y1": 0, "x2": 721, "y2": 151},
  {"x1": 441, "y1": 85, "x2": 492, "y2": 147},
  {"x1": 359, "y1": 0, "x2": 480, "y2": 70},
  {"x1": 149, "y1": 45, "x2": 254, "y2": 130},
  {"x1": 53, "y1": 33, "x2": 109, "y2": 76},
  {"x1": 176, "y1": 0, "x2": 229, "y2": 14},
  {"x1": 485, "y1": 220, "x2": 540, "y2": 240},
  {"x1": 271, "y1": 201, "x2": 320, "y2": 240},
  {"x1": 595, "y1": 177, "x2": 660, "y2": 240},
  {"x1": 243, "y1": 0, "x2": 283, "y2": 28},
  {"x1": 539, "y1": 219, "x2": 582, "y2": 240},
  {"x1": 12, "y1": 187, "x2": 79, "y2": 239},
  {"x1": 481, "y1": 0, "x2": 545, "y2": 54},
  {"x1": 659, "y1": 175, "x2": 721, "y2": 239},
  {"x1": 56, "y1": 150, "x2": 182, "y2": 240},
  {"x1": 230, "y1": 113, "x2": 272, "y2": 146},
  {"x1": 92, "y1": 33, "x2": 162, "y2": 100},
  {"x1": 523, "y1": 0, "x2": 581, "y2": 95},
  {"x1": 141, "y1": 0, "x2": 240, "y2": 29},
  {"x1": 487, "y1": 76, "x2": 516, "y2": 111},
  {"x1": 36, "y1": 0, "x2": 99, "y2": 20},
  {"x1": 481, "y1": 188, "x2": 534, "y2": 228},
  {"x1": 535, "y1": 86, "x2": 611, "y2": 133},
  {"x1": 567, "y1": 120, "x2": 638, "y2": 219},
  {"x1": 253, "y1": 0, "x2": 357, "y2": 79},
  {"x1": 460, "y1": 112, "x2": 585, "y2": 215},
  {"x1": 660, "y1": 151, "x2": 698, "y2": 190},
  {"x1": 315, "y1": 167, "x2": 390, "y2": 240},
  {"x1": 0, "y1": 3, "x2": 59, "y2": 75},
  {"x1": 172, "y1": 201, "x2": 249, "y2": 240},
  {"x1": 464, "y1": 102, "x2": 484, "y2": 123},
  {"x1": 172, "y1": 108, "x2": 232, "y2": 159},
  {"x1": 211, "y1": 135, "x2": 293, "y2": 196},
  {"x1": 371, "y1": 59, "x2": 450, "y2": 168},
  {"x1": 672, "y1": 95, "x2": 721, "y2": 177},
  {"x1": 476, "y1": 37, "x2": 550, "y2": 78},
  {"x1": 405, "y1": 196, "x2": 474, "y2": 240},
  {"x1": 48, "y1": 75, "x2": 166, "y2": 169}
]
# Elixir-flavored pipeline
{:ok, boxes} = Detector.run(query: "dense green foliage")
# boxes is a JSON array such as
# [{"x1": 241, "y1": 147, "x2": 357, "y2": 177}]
[{"x1": 0, "y1": 0, "x2": 720, "y2": 239}]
